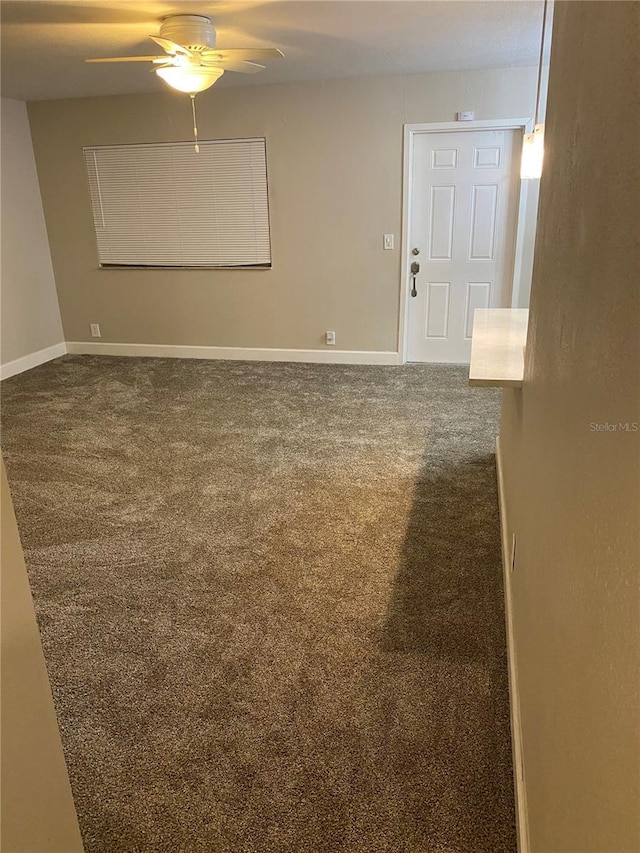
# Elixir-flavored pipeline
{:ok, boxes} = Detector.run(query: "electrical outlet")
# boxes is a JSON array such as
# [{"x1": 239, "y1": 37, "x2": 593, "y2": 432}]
[
  {"x1": 325, "y1": 330, "x2": 336, "y2": 346},
  {"x1": 90, "y1": 323, "x2": 101, "y2": 338},
  {"x1": 457, "y1": 110, "x2": 475, "y2": 122},
  {"x1": 383, "y1": 234, "x2": 394, "y2": 250}
]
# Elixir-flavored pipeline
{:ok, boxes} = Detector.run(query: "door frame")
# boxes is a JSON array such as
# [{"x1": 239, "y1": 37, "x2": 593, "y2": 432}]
[{"x1": 398, "y1": 118, "x2": 533, "y2": 363}]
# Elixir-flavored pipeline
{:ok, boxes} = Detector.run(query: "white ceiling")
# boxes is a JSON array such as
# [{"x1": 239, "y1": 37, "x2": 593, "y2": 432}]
[{"x1": 0, "y1": 0, "x2": 543, "y2": 102}]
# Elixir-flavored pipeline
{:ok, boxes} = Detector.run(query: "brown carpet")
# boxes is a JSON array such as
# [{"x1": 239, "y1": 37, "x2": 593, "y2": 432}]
[{"x1": 1, "y1": 355, "x2": 515, "y2": 853}]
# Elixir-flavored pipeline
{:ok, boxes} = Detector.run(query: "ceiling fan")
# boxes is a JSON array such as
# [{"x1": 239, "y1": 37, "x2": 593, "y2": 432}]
[
  {"x1": 86, "y1": 14, "x2": 284, "y2": 94},
  {"x1": 86, "y1": 15, "x2": 284, "y2": 151}
]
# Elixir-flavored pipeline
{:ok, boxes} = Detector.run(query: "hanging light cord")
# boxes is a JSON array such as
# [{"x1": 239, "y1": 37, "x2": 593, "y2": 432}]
[
  {"x1": 190, "y1": 94, "x2": 200, "y2": 154},
  {"x1": 534, "y1": 0, "x2": 549, "y2": 125}
]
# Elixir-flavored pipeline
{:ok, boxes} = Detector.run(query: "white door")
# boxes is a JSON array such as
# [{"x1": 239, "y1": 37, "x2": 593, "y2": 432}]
[{"x1": 406, "y1": 129, "x2": 520, "y2": 363}]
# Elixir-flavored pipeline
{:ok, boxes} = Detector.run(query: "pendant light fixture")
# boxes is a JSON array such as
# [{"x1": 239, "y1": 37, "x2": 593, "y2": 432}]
[{"x1": 521, "y1": 0, "x2": 550, "y2": 179}]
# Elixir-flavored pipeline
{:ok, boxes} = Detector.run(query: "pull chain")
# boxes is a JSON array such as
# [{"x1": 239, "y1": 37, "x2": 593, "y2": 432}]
[{"x1": 190, "y1": 94, "x2": 200, "y2": 154}]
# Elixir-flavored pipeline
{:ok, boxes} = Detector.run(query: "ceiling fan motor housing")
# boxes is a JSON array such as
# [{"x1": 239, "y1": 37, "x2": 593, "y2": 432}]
[{"x1": 159, "y1": 15, "x2": 216, "y2": 52}]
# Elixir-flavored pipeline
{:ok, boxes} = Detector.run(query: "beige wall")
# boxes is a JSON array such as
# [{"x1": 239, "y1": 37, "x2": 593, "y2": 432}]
[
  {"x1": 499, "y1": 2, "x2": 640, "y2": 851},
  {"x1": 0, "y1": 461, "x2": 84, "y2": 852},
  {"x1": 27, "y1": 67, "x2": 537, "y2": 353},
  {"x1": 514, "y1": 179, "x2": 540, "y2": 308},
  {"x1": 0, "y1": 98, "x2": 64, "y2": 368}
]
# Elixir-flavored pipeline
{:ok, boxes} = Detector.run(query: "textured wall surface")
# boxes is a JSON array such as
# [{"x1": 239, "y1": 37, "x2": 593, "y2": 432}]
[
  {"x1": 0, "y1": 98, "x2": 64, "y2": 366},
  {"x1": 500, "y1": 2, "x2": 640, "y2": 851},
  {"x1": 27, "y1": 67, "x2": 537, "y2": 352}
]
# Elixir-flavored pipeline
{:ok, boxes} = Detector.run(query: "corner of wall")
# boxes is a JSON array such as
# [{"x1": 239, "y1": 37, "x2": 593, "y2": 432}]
[{"x1": 0, "y1": 97, "x2": 65, "y2": 374}]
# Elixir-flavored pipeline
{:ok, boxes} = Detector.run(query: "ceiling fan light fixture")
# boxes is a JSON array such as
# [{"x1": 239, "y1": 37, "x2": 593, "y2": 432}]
[{"x1": 156, "y1": 64, "x2": 224, "y2": 94}]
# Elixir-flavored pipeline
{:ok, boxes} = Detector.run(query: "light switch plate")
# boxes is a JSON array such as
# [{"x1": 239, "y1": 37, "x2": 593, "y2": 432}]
[{"x1": 383, "y1": 234, "x2": 394, "y2": 250}]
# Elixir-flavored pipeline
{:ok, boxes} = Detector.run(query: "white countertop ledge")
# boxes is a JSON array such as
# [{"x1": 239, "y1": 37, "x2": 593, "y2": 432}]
[{"x1": 468, "y1": 308, "x2": 529, "y2": 388}]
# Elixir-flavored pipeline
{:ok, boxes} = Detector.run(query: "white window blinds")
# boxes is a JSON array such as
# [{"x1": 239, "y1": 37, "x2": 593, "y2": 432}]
[{"x1": 83, "y1": 138, "x2": 271, "y2": 268}]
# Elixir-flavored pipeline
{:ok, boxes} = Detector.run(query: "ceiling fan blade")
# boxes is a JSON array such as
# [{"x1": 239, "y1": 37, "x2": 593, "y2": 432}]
[
  {"x1": 200, "y1": 48, "x2": 284, "y2": 62},
  {"x1": 149, "y1": 35, "x2": 193, "y2": 57},
  {"x1": 86, "y1": 56, "x2": 168, "y2": 63},
  {"x1": 201, "y1": 58, "x2": 265, "y2": 74}
]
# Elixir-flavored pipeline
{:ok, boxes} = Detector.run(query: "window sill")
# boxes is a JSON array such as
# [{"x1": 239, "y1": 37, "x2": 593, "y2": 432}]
[{"x1": 97, "y1": 264, "x2": 272, "y2": 271}]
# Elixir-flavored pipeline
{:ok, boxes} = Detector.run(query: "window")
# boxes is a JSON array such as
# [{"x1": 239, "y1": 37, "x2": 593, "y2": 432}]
[{"x1": 83, "y1": 138, "x2": 271, "y2": 269}]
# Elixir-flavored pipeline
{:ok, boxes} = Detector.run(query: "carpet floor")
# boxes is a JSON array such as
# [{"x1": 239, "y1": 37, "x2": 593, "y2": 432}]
[{"x1": 1, "y1": 356, "x2": 515, "y2": 853}]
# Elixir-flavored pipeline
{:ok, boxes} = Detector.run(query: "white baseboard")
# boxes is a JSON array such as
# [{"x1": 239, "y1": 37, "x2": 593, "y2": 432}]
[
  {"x1": 496, "y1": 435, "x2": 530, "y2": 853},
  {"x1": 0, "y1": 342, "x2": 67, "y2": 381},
  {"x1": 65, "y1": 341, "x2": 401, "y2": 366}
]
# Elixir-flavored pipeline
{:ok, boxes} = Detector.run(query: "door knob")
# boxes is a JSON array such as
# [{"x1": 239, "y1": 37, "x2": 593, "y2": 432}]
[{"x1": 410, "y1": 260, "x2": 420, "y2": 297}]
